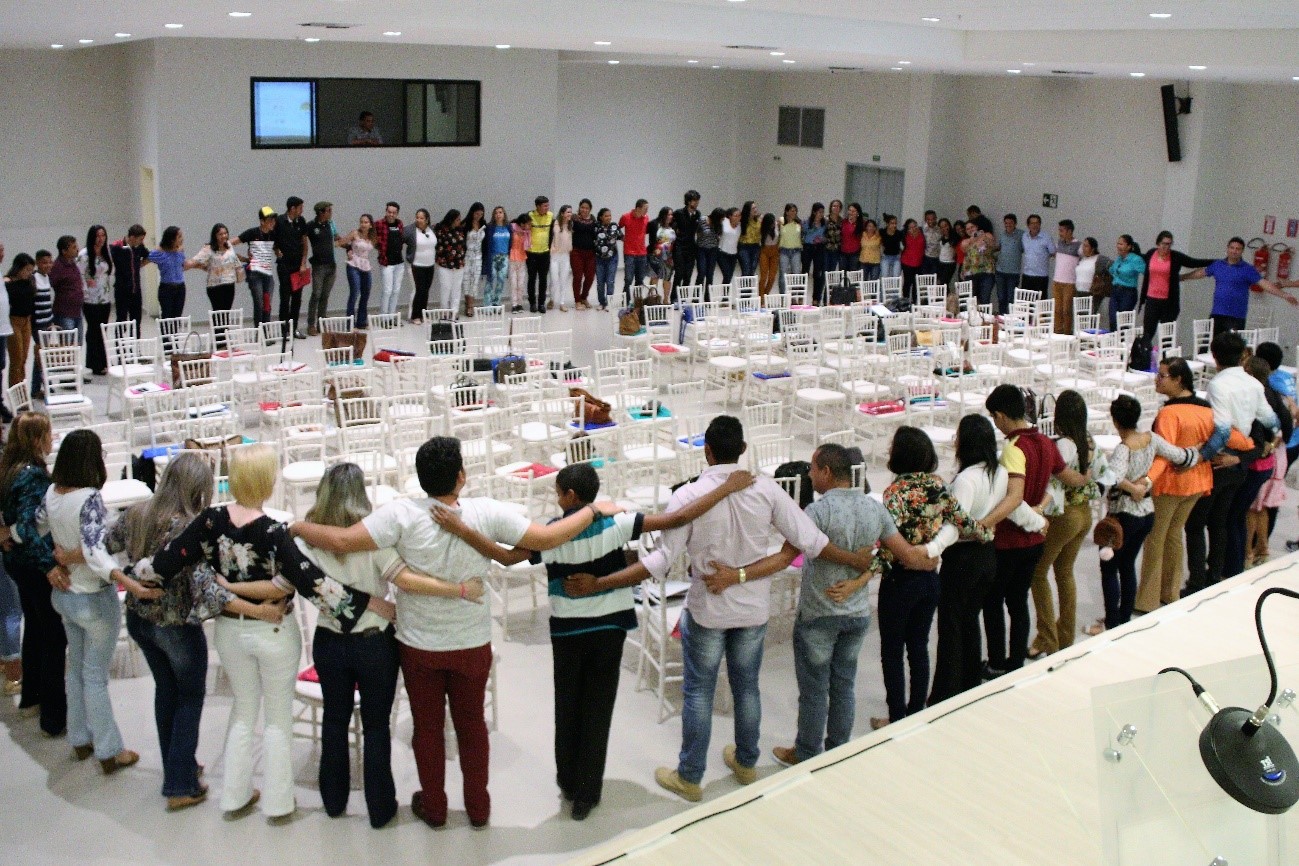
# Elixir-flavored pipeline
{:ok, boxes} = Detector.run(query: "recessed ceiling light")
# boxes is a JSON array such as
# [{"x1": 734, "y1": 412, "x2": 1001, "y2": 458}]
[
  {"x1": 1007, "y1": 69, "x2": 1022, "y2": 74},
  {"x1": 303, "y1": 37, "x2": 321, "y2": 42},
  {"x1": 711, "y1": 65, "x2": 720, "y2": 69},
  {"x1": 383, "y1": 31, "x2": 401, "y2": 37},
  {"x1": 727, "y1": 0, "x2": 746, "y2": 3},
  {"x1": 770, "y1": 51, "x2": 785, "y2": 56},
  {"x1": 687, "y1": 60, "x2": 698, "y2": 64},
  {"x1": 164, "y1": 23, "x2": 183, "y2": 29},
  {"x1": 1023, "y1": 62, "x2": 1036, "y2": 67},
  {"x1": 114, "y1": 32, "x2": 131, "y2": 38},
  {"x1": 228, "y1": 11, "x2": 252, "y2": 17},
  {"x1": 1189, "y1": 65, "x2": 1206, "y2": 70},
  {"x1": 78, "y1": 39, "x2": 94, "y2": 44},
  {"x1": 782, "y1": 59, "x2": 796, "y2": 64},
  {"x1": 897, "y1": 60, "x2": 911, "y2": 65},
  {"x1": 1130, "y1": 72, "x2": 1146, "y2": 77},
  {"x1": 608, "y1": 60, "x2": 619, "y2": 64},
  {"x1": 1149, "y1": 12, "x2": 1172, "y2": 19},
  {"x1": 50, "y1": 43, "x2": 63, "y2": 49},
  {"x1": 1292, "y1": 76, "x2": 1299, "y2": 81},
  {"x1": 594, "y1": 41, "x2": 611, "y2": 46},
  {"x1": 495, "y1": 44, "x2": 510, "y2": 49},
  {"x1": 922, "y1": 17, "x2": 940, "y2": 23},
  {"x1": 890, "y1": 66, "x2": 903, "y2": 71}
]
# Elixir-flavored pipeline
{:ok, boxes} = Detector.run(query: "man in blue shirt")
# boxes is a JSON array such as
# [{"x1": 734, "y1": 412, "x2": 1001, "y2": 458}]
[
  {"x1": 1182, "y1": 236, "x2": 1296, "y2": 336},
  {"x1": 995, "y1": 213, "x2": 1024, "y2": 314},
  {"x1": 1018, "y1": 213, "x2": 1054, "y2": 301}
]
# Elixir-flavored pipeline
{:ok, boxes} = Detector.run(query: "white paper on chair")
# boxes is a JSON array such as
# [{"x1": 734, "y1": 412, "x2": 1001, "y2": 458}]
[
  {"x1": 869, "y1": 304, "x2": 895, "y2": 318},
  {"x1": 641, "y1": 580, "x2": 690, "y2": 603}
]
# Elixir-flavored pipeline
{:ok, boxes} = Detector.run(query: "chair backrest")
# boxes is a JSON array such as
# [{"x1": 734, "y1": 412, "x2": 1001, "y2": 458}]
[
  {"x1": 101, "y1": 320, "x2": 137, "y2": 353},
  {"x1": 322, "y1": 346, "x2": 355, "y2": 367},
  {"x1": 1014, "y1": 287, "x2": 1041, "y2": 305},
  {"x1": 177, "y1": 356, "x2": 215, "y2": 387},
  {"x1": 7, "y1": 381, "x2": 32, "y2": 415},
  {"x1": 368, "y1": 312, "x2": 400, "y2": 332},
  {"x1": 319, "y1": 315, "x2": 354, "y2": 334},
  {"x1": 38, "y1": 328, "x2": 80, "y2": 349},
  {"x1": 644, "y1": 304, "x2": 673, "y2": 333}
]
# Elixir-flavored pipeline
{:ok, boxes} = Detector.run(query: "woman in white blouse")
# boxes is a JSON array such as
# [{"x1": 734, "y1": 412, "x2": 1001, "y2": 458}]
[
  {"x1": 79, "y1": 225, "x2": 114, "y2": 375},
  {"x1": 926, "y1": 415, "x2": 1046, "y2": 703},
  {"x1": 1072, "y1": 237, "x2": 1111, "y2": 312},
  {"x1": 548, "y1": 205, "x2": 574, "y2": 312},
  {"x1": 188, "y1": 223, "x2": 243, "y2": 315},
  {"x1": 38, "y1": 429, "x2": 157, "y2": 772},
  {"x1": 717, "y1": 207, "x2": 741, "y2": 288},
  {"x1": 404, "y1": 208, "x2": 436, "y2": 325}
]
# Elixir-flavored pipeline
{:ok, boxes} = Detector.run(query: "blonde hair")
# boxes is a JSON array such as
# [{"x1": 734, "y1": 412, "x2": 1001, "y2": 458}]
[
  {"x1": 305, "y1": 462, "x2": 372, "y2": 527},
  {"x1": 227, "y1": 443, "x2": 277, "y2": 507}
]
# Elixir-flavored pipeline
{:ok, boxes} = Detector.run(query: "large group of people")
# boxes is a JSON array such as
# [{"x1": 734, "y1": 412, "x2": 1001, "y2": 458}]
[{"x1": 2, "y1": 188, "x2": 1298, "y2": 836}]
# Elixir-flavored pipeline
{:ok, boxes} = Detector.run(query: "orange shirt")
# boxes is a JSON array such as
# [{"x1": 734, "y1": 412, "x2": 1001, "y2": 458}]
[{"x1": 1148, "y1": 396, "x2": 1251, "y2": 496}]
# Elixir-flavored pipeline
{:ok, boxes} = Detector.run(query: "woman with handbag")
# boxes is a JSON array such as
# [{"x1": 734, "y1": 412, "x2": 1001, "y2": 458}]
[
  {"x1": 1073, "y1": 237, "x2": 1112, "y2": 320},
  {"x1": 1086, "y1": 395, "x2": 1156, "y2": 635}
]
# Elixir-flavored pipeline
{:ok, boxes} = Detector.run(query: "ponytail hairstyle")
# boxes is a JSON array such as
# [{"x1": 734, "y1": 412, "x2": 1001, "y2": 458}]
[{"x1": 1053, "y1": 390, "x2": 1092, "y2": 474}]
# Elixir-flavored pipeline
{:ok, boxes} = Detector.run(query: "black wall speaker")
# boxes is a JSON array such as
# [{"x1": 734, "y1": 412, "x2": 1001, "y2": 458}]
[{"x1": 1161, "y1": 83, "x2": 1183, "y2": 163}]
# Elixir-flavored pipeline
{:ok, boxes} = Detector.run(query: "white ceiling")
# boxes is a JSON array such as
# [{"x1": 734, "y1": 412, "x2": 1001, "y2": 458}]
[{"x1": 6, "y1": 0, "x2": 1299, "y2": 82}]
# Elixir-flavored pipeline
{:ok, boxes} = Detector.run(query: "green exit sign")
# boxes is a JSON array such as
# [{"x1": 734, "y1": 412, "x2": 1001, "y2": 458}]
[{"x1": 872, "y1": 155, "x2": 882, "y2": 162}]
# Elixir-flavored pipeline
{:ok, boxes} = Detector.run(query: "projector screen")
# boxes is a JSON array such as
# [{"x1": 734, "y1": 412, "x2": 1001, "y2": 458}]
[{"x1": 252, "y1": 80, "x2": 315, "y2": 147}]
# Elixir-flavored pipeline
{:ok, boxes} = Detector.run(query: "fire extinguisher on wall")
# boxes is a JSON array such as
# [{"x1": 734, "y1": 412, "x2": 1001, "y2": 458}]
[
  {"x1": 1272, "y1": 243, "x2": 1293, "y2": 281},
  {"x1": 1248, "y1": 237, "x2": 1270, "y2": 279}
]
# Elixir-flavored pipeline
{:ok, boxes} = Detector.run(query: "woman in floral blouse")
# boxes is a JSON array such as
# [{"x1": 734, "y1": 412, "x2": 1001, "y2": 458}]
[
  {"x1": 78, "y1": 224, "x2": 114, "y2": 375},
  {"x1": 873, "y1": 426, "x2": 992, "y2": 729},
  {"x1": 140, "y1": 445, "x2": 393, "y2": 820},
  {"x1": 433, "y1": 209, "x2": 467, "y2": 318},
  {"x1": 0, "y1": 413, "x2": 65, "y2": 736},
  {"x1": 592, "y1": 208, "x2": 623, "y2": 312}
]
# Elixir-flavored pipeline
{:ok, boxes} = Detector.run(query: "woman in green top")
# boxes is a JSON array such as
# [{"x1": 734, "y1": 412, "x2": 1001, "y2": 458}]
[
  {"x1": 778, "y1": 203, "x2": 803, "y2": 292},
  {"x1": 738, "y1": 200, "x2": 762, "y2": 277}
]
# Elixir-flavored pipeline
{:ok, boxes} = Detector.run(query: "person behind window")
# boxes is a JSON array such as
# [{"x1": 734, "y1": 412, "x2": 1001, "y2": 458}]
[{"x1": 348, "y1": 110, "x2": 383, "y2": 146}]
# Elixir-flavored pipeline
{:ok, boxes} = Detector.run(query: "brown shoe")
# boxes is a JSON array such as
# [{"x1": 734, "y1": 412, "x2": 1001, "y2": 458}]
[
  {"x1": 870, "y1": 717, "x2": 891, "y2": 731},
  {"x1": 307, "y1": 326, "x2": 319, "y2": 337},
  {"x1": 73, "y1": 744, "x2": 94, "y2": 761},
  {"x1": 101, "y1": 749, "x2": 139, "y2": 774},
  {"x1": 722, "y1": 744, "x2": 757, "y2": 784},
  {"x1": 463, "y1": 296, "x2": 475, "y2": 318},
  {"x1": 772, "y1": 745, "x2": 801, "y2": 767},
  {"x1": 167, "y1": 784, "x2": 209, "y2": 812}
]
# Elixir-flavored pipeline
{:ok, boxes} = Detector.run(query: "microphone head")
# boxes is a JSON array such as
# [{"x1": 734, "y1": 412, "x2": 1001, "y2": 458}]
[{"x1": 1199, "y1": 707, "x2": 1299, "y2": 814}]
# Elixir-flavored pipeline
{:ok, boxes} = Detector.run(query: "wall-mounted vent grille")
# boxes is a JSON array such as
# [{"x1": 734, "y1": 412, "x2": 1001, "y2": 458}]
[
  {"x1": 1050, "y1": 69, "x2": 1096, "y2": 76},
  {"x1": 828, "y1": 66, "x2": 864, "y2": 72},
  {"x1": 725, "y1": 44, "x2": 779, "y2": 51},
  {"x1": 299, "y1": 22, "x2": 358, "y2": 30}
]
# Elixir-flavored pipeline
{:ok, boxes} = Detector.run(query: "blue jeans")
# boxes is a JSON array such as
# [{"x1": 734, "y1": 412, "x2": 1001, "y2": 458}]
[
  {"x1": 861, "y1": 263, "x2": 881, "y2": 283},
  {"x1": 793, "y1": 614, "x2": 870, "y2": 760},
  {"x1": 313, "y1": 626, "x2": 399, "y2": 827},
  {"x1": 696, "y1": 248, "x2": 718, "y2": 287},
  {"x1": 53, "y1": 314, "x2": 84, "y2": 343},
  {"x1": 595, "y1": 256, "x2": 618, "y2": 307},
  {"x1": 881, "y1": 255, "x2": 902, "y2": 279},
  {"x1": 678, "y1": 609, "x2": 766, "y2": 784},
  {"x1": 346, "y1": 265, "x2": 371, "y2": 327},
  {"x1": 126, "y1": 610, "x2": 208, "y2": 797},
  {"x1": 779, "y1": 249, "x2": 802, "y2": 292},
  {"x1": 1100, "y1": 513, "x2": 1154, "y2": 629},
  {"x1": 623, "y1": 254, "x2": 649, "y2": 297},
  {"x1": 1109, "y1": 283, "x2": 1138, "y2": 332},
  {"x1": 716, "y1": 251, "x2": 738, "y2": 287},
  {"x1": 0, "y1": 562, "x2": 20, "y2": 660},
  {"x1": 50, "y1": 586, "x2": 123, "y2": 760},
  {"x1": 994, "y1": 272, "x2": 1019, "y2": 314},
  {"x1": 485, "y1": 254, "x2": 508, "y2": 308},
  {"x1": 878, "y1": 569, "x2": 939, "y2": 721},
  {"x1": 971, "y1": 272, "x2": 995, "y2": 306},
  {"x1": 737, "y1": 245, "x2": 760, "y2": 277},
  {"x1": 247, "y1": 270, "x2": 274, "y2": 326}
]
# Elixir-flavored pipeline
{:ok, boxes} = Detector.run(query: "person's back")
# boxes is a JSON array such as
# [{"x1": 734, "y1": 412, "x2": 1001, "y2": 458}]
[
  {"x1": 995, "y1": 426, "x2": 1062, "y2": 549},
  {"x1": 800, "y1": 488, "x2": 890, "y2": 621}
]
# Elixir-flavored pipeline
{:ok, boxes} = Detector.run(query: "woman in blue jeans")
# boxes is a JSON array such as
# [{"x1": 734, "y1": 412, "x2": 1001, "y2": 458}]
[
  {"x1": 339, "y1": 214, "x2": 376, "y2": 327},
  {"x1": 88, "y1": 452, "x2": 281, "y2": 809},
  {"x1": 874, "y1": 427, "x2": 992, "y2": 727},
  {"x1": 33, "y1": 430, "x2": 153, "y2": 773},
  {"x1": 1107, "y1": 234, "x2": 1147, "y2": 332}
]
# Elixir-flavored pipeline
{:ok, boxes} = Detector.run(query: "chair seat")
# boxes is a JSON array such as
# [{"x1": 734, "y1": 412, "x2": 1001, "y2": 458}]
[
  {"x1": 797, "y1": 387, "x2": 847, "y2": 405},
  {"x1": 707, "y1": 356, "x2": 747, "y2": 372},
  {"x1": 231, "y1": 372, "x2": 263, "y2": 386},
  {"x1": 842, "y1": 380, "x2": 890, "y2": 399},
  {"x1": 352, "y1": 452, "x2": 398, "y2": 473},
  {"x1": 282, "y1": 460, "x2": 327, "y2": 483},
  {"x1": 624, "y1": 444, "x2": 678, "y2": 462},
  {"x1": 518, "y1": 421, "x2": 568, "y2": 443},
  {"x1": 45, "y1": 393, "x2": 92, "y2": 407},
  {"x1": 102, "y1": 478, "x2": 152, "y2": 509},
  {"x1": 107, "y1": 363, "x2": 155, "y2": 380},
  {"x1": 1101, "y1": 370, "x2": 1154, "y2": 387},
  {"x1": 920, "y1": 425, "x2": 956, "y2": 445}
]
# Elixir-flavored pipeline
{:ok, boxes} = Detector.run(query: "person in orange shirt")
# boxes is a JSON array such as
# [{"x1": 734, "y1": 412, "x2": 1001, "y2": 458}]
[{"x1": 1134, "y1": 357, "x2": 1251, "y2": 613}]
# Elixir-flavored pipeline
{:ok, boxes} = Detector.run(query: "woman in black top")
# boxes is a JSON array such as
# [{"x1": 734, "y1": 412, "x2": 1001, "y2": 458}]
[
  {"x1": 1138, "y1": 230, "x2": 1214, "y2": 335},
  {"x1": 4, "y1": 253, "x2": 35, "y2": 406},
  {"x1": 571, "y1": 199, "x2": 597, "y2": 309}
]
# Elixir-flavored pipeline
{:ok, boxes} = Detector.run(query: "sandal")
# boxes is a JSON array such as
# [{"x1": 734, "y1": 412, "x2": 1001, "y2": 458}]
[
  {"x1": 1083, "y1": 622, "x2": 1106, "y2": 637},
  {"x1": 101, "y1": 749, "x2": 139, "y2": 775},
  {"x1": 167, "y1": 784, "x2": 209, "y2": 811}
]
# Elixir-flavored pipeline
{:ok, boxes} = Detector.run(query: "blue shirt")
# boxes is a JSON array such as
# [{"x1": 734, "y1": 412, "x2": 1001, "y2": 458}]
[
  {"x1": 802, "y1": 221, "x2": 826, "y2": 245},
  {"x1": 148, "y1": 249, "x2": 186, "y2": 284},
  {"x1": 1020, "y1": 231, "x2": 1054, "y2": 278},
  {"x1": 1206, "y1": 259, "x2": 1261, "y2": 320},
  {"x1": 996, "y1": 227, "x2": 1025, "y2": 274},
  {"x1": 1108, "y1": 252, "x2": 1147, "y2": 289},
  {"x1": 799, "y1": 487, "x2": 896, "y2": 621},
  {"x1": 1269, "y1": 369, "x2": 1299, "y2": 448},
  {"x1": 485, "y1": 225, "x2": 511, "y2": 258}
]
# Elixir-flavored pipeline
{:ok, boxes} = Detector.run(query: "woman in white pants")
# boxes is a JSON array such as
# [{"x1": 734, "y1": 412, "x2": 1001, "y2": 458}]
[
  {"x1": 461, "y1": 203, "x2": 486, "y2": 317},
  {"x1": 143, "y1": 445, "x2": 395, "y2": 819},
  {"x1": 548, "y1": 204, "x2": 574, "y2": 312},
  {"x1": 432, "y1": 209, "x2": 467, "y2": 317}
]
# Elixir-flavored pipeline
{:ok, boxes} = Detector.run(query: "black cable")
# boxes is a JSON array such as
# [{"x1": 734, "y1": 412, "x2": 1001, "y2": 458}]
[
  {"x1": 1157, "y1": 665, "x2": 1207, "y2": 697},
  {"x1": 1252, "y1": 587, "x2": 1299, "y2": 719}
]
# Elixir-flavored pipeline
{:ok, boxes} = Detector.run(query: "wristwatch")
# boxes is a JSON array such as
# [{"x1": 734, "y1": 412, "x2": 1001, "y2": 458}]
[{"x1": 738, "y1": 567, "x2": 747, "y2": 584}]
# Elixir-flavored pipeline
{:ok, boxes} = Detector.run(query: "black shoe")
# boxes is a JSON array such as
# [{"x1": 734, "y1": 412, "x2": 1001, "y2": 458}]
[
  {"x1": 571, "y1": 800, "x2": 596, "y2": 821},
  {"x1": 981, "y1": 661, "x2": 1006, "y2": 681},
  {"x1": 529, "y1": 305, "x2": 537, "y2": 313},
  {"x1": 411, "y1": 791, "x2": 445, "y2": 829},
  {"x1": 1287, "y1": 540, "x2": 1299, "y2": 553},
  {"x1": 512, "y1": 305, "x2": 523, "y2": 313},
  {"x1": 538, "y1": 307, "x2": 547, "y2": 315}
]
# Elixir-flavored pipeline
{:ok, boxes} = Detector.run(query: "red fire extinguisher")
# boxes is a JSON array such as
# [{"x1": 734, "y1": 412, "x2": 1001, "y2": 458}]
[
  {"x1": 1272, "y1": 243, "x2": 1293, "y2": 281},
  {"x1": 1248, "y1": 237, "x2": 1270, "y2": 277}
]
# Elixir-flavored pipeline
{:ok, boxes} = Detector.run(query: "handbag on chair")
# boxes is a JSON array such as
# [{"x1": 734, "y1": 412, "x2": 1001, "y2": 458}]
[{"x1": 169, "y1": 332, "x2": 212, "y2": 388}]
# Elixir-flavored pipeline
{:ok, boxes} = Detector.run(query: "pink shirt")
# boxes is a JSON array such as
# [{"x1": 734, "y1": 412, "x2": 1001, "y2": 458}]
[
  {"x1": 640, "y1": 464, "x2": 829, "y2": 629},
  {"x1": 1147, "y1": 252, "x2": 1172, "y2": 300}
]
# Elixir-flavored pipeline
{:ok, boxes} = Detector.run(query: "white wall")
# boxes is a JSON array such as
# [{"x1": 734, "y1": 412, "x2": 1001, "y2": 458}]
[
  {"x1": 554, "y1": 64, "x2": 761, "y2": 218},
  {"x1": 0, "y1": 48, "x2": 134, "y2": 258}
]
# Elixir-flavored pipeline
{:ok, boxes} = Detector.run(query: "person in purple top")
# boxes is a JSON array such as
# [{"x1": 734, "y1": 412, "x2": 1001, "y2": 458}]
[{"x1": 1181, "y1": 236, "x2": 1296, "y2": 336}]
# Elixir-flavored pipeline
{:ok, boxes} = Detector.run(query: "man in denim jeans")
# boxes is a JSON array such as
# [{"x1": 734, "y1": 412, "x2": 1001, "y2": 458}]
[
  {"x1": 708, "y1": 444, "x2": 934, "y2": 766},
  {"x1": 568, "y1": 417, "x2": 880, "y2": 802}
]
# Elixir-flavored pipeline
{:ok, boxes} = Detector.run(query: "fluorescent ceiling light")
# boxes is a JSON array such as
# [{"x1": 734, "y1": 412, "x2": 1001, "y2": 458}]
[
  {"x1": 495, "y1": 44, "x2": 510, "y2": 49},
  {"x1": 165, "y1": 23, "x2": 183, "y2": 29},
  {"x1": 114, "y1": 32, "x2": 131, "y2": 38},
  {"x1": 890, "y1": 66, "x2": 903, "y2": 71},
  {"x1": 1007, "y1": 69, "x2": 1022, "y2": 74},
  {"x1": 770, "y1": 51, "x2": 785, "y2": 56},
  {"x1": 687, "y1": 60, "x2": 698, "y2": 64},
  {"x1": 594, "y1": 41, "x2": 611, "y2": 46},
  {"x1": 1189, "y1": 65, "x2": 1206, "y2": 70},
  {"x1": 897, "y1": 60, "x2": 911, "y2": 65},
  {"x1": 228, "y1": 11, "x2": 252, "y2": 17},
  {"x1": 50, "y1": 43, "x2": 63, "y2": 48},
  {"x1": 383, "y1": 31, "x2": 401, "y2": 36},
  {"x1": 303, "y1": 37, "x2": 321, "y2": 42},
  {"x1": 1149, "y1": 12, "x2": 1172, "y2": 19},
  {"x1": 78, "y1": 38, "x2": 94, "y2": 44},
  {"x1": 608, "y1": 59, "x2": 619, "y2": 64},
  {"x1": 922, "y1": 17, "x2": 940, "y2": 23},
  {"x1": 711, "y1": 65, "x2": 720, "y2": 69},
  {"x1": 782, "y1": 59, "x2": 796, "y2": 64},
  {"x1": 1130, "y1": 72, "x2": 1146, "y2": 77}
]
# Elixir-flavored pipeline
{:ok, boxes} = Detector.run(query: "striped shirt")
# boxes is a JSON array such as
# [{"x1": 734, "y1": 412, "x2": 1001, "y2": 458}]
[
  {"x1": 32, "y1": 272, "x2": 53, "y2": 329},
  {"x1": 535, "y1": 510, "x2": 645, "y2": 638}
]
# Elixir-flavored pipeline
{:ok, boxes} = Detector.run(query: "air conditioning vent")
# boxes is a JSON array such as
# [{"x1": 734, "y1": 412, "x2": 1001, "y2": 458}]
[
  {"x1": 725, "y1": 44, "x2": 779, "y2": 51},
  {"x1": 299, "y1": 22, "x2": 358, "y2": 30},
  {"x1": 828, "y1": 66, "x2": 864, "y2": 72},
  {"x1": 1050, "y1": 69, "x2": 1095, "y2": 76}
]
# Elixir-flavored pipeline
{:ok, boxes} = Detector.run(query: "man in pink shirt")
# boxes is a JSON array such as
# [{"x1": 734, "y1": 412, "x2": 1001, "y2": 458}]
[
  {"x1": 618, "y1": 199, "x2": 650, "y2": 305},
  {"x1": 567, "y1": 416, "x2": 915, "y2": 802},
  {"x1": 1051, "y1": 219, "x2": 1082, "y2": 334}
]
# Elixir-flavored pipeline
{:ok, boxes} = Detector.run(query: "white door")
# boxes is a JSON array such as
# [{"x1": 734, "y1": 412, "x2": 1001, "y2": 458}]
[{"x1": 844, "y1": 165, "x2": 905, "y2": 222}]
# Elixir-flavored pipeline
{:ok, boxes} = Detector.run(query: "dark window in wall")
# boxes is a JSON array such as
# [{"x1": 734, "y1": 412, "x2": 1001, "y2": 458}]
[
  {"x1": 250, "y1": 77, "x2": 481, "y2": 149},
  {"x1": 777, "y1": 105, "x2": 825, "y2": 149}
]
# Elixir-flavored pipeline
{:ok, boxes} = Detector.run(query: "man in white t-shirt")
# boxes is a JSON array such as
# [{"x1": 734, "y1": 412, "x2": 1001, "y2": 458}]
[
  {"x1": 292, "y1": 436, "x2": 621, "y2": 830},
  {"x1": 1051, "y1": 219, "x2": 1082, "y2": 334}
]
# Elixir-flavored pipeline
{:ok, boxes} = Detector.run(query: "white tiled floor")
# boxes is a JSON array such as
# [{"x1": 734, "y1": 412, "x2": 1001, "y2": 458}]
[{"x1": 4, "y1": 306, "x2": 1297, "y2": 865}]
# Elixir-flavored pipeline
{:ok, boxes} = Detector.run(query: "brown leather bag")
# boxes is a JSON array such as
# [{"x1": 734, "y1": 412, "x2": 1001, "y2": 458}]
[
  {"x1": 169, "y1": 332, "x2": 212, "y2": 388},
  {"x1": 569, "y1": 387, "x2": 612, "y2": 426},
  {"x1": 321, "y1": 329, "x2": 368, "y2": 358},
  {"x1": 183, "y1": 434, "x2": 243, "y2": 475}
]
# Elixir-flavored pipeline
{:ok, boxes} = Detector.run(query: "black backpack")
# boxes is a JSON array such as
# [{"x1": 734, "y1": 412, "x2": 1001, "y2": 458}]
[{"x1": 1128, "y1": 333, "x2": 1154, "y2": 372}]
